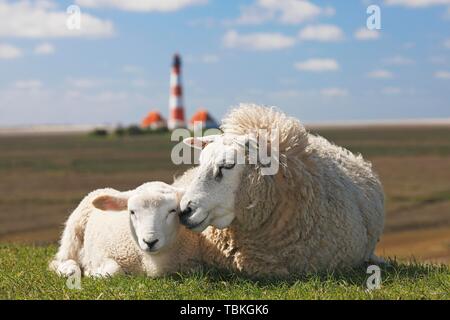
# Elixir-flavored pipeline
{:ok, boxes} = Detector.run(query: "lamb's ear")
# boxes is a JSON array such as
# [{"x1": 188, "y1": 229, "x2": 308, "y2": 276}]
[
  {"x1": 92, "y1": 195, "x2": 128, "y2": 211},
  {"x1": 172, "y1": 187, "x2": 185, "y2": 203},
  {"x1": 183, "y1": 135, "x2": 220, "y2": 150}
]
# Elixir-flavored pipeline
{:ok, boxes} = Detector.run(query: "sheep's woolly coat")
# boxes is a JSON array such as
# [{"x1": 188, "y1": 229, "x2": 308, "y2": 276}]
[
  {"x1": 183, "y1": 104, "x2": 385, "y2": 276},
  {"x1": 50, "y1": 187, "x2": 200, "y2": 277}
]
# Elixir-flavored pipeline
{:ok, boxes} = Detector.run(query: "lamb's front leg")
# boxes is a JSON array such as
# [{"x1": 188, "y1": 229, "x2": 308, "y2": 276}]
[{"x1": 87, "y1": 259, "x2": 123, "y2": 278}]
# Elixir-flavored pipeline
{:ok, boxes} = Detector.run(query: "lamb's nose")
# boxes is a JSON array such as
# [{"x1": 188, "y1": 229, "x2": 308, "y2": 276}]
[{"x1": 143, "y1": 239, "x2": 159, "y2": 250}]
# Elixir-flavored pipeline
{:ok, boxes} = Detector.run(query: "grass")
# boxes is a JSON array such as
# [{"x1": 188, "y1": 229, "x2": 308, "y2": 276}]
[{"x1": 0, "y1": 245, "x2": 448, "y2": 300}]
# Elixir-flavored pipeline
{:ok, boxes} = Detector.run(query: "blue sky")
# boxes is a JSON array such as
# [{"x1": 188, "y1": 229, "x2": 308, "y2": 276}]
[{"x1": 0, "y1": 0, "x2": 449, "y2": 126}]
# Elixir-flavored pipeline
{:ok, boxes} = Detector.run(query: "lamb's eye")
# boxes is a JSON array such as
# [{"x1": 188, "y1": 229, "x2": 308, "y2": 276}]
[
  {"x1": 130, "y1": 210, "x2": 135, "y2": 215},
  {"x1": 169, "y1": 209, "x2": 177, "y2": 214}
]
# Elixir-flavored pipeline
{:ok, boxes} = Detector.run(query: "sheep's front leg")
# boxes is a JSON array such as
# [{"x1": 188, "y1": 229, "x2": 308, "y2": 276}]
[
  {"x1": 52, "y1": 259, "x2": 81, "y2": 277},
  {"x1": 90, "y1": 259, "x2": 123, "y2": 278}
]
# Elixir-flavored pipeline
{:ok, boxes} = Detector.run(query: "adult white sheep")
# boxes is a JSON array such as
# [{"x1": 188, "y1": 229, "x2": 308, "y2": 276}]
[
  {"x1": 178, "y1": 104, "x2": 385, "y2": 277},
  {"x1": 50, "y1": 182, "x2": 200, "y2": 277}
]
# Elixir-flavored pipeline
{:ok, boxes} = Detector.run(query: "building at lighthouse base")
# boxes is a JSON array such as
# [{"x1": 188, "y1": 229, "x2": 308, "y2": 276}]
[
  {"x1": 141, "y1": 111, "x2": 167, "y2": 131},
  {"x1": 189, "y1": 108, "x2": 219, "y2": 131}
]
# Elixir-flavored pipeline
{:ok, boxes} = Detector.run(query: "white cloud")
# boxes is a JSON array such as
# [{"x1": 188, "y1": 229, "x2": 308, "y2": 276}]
[
  {"x1": 76, "y1": 0, "x2": 207, "y2": 12},
  {"x1": 382, "y1": 87, "x2": 402, "y2": 95},
  {"x1": 444, "y1": 38, "x2": 450, "y2": 49},
  {"x1": 131, "y1": 79, "x2": 150, "y2": 88},
  {"x1": 367, "y1": 69, "x2": 394, "y2": 79},
  {"x1": 354, "y1": 28, "x2": 380, "y2": 40},
  {"x1": 320, "y1": 88, "x2": 348, "y2": 97},
  {"x1": 67, "y1": 77, "x2": 103, "y2": 89},
  {"x1": 445, "y1": 6, "x2": 450, "y2": 18},
  {"x1": 298, "y1": 24, "x2": 344, "y2": 42},
  {"x1": 0, "y1": 43, "x2": 22, "y2": 59},
  {"x1": 188, "y1": 17, "x2": 217, "y2": 28},
  {"x1": 90, "y1": 90, "x2": 129, "y2": 102},
  {"x1": 0, "y1": 85, "x2": 153, "y2": 126},
  {"x1": 122, "y1": 65, "x2": 143, "y2": 74},
  {"x1": 14, "y1": 80, "x2": 43, "y2": 90},
  {"x1": 223, "y1": 30, "x2": 295, "y2": 51},
  {"x1": 34, "y1": 42, "x2": 55, "y2": 55},
  {"x1": 403, "y1": 42, "x2": 416, "y2": 49},
  {"x1": 186, "y1": 53, "x2": 220, "y2": 64},
  {"x1": 267, "y1": 89, "x2": 304, "y2": 99},
  {"x1": 384, "y1": 55, "x2": 415, "y2": 66},
  {"x1": 232, "y1": 3, "x2": 274, "y2": 25},
  {"x1": 233, "y1": 0, "x2": 334, "y2": 25},
  {"x1": 385, "y1": 0, "x2": 450, "y2": 8},
  {"x1": 0, "y1": 1, "x2": 114, "y2": 38},
  {"x1": 201, "y1": 54, "x2": 220, "y2": 64},
  {"x1": 434, "y1": 70, "x2": 450, "y2": 79},
  {"x1": 429, "y1": 56, "x2": 449, "y2": 65},
  {"x1": 294, "y1": 58, "x2": 339, "y2": 72}
]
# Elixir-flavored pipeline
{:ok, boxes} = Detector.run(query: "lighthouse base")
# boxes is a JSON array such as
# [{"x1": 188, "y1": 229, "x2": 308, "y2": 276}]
[{"x1": 168, "y1": 119, "x2": 186, "y2": 130}]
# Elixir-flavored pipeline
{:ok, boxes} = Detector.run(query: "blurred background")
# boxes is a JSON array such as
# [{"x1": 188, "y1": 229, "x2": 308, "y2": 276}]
[{"x1": 0, "y1": 0, "x2": 449, "y2": 264}]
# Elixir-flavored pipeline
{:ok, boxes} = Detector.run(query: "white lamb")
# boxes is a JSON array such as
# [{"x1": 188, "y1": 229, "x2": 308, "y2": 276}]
[{"x1": 50, "y1": 182, "x2": 200, "y2": 277}]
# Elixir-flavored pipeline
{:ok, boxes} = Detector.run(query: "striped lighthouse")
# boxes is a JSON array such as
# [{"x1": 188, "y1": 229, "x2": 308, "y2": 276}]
[{"x1": 168, "y1": 53, "x2": 186, "y2": 130}]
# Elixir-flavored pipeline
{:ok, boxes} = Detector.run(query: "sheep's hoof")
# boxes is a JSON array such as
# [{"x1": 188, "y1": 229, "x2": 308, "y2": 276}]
[
  {"x1": 55, "y1": 260, "x2": 80, "y2": 277},
  {"x1": 366, "y1": 254, "x2": 389, "y2": 267}
]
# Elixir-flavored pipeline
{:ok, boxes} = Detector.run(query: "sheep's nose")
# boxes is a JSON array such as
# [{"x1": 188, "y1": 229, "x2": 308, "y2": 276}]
[
  {"x1": 180, "y1": 201, "x2": 192, "y2": 216},
  {"x1": 143, "y1": 239, "x2": 159, "y2": 250},
  {"x1": 179, "y1": 205, "x2": 193, "y2": 223}
]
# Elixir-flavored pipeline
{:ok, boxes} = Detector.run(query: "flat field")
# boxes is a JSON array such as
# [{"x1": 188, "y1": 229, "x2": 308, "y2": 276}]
[
  {"x1": 0, "y1": 126, "x2": 449, "y2": 299},
  {"x1": 0, "y1": 126, "x2": 449, "y2": 263}
]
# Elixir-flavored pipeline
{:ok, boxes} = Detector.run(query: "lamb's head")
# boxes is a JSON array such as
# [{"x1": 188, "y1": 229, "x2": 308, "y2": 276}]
[
  {"x1": 93, "y1": 185, "x2": 183, "y2": 254},
  {"x1": 179, "y1": 133, "x2": 276, "y2": 232}
]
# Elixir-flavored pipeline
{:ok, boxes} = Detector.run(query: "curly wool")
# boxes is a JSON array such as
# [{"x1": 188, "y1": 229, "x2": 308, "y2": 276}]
[{"x1": 197, "y1": 104, "x2": 385, "y2": 276}]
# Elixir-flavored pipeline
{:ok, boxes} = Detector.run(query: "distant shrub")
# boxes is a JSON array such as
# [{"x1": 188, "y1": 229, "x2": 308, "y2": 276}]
[
  {"x1": 114, "y1": 125, "x2": 126, "y2": 137},
  {"x1": 89, "y1": 128, "x2": 108, "y2": 137},
  {"x1": 126, "y1": 125, "x2": 144, "y2": 135},
  {"x1": 110, "y1": 124, "x2": 170, "y2": 137},
  {"x1": 147, "y1": 127, "x2": 169, "y2": 134}
]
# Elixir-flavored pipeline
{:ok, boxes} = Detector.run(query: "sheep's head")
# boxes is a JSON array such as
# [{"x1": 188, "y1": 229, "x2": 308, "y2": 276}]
[
  {"x1": 179, "y1": 133, "x2": 278, "y2": 232},
  {"x1": 92, "y1": 184, "x2": 183, "y2": 254}
]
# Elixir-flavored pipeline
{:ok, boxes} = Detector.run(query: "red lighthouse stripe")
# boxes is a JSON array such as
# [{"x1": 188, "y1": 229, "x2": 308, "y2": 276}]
[
  {"x1": 171, "y1": 86, "x2": 182, "y2": 96},
  {"x1": 171, "y1": 108, "x2": 185, "y2": 121},
  {"x1": 172, "y1": 66, "x2": 180, "y2": 75}
]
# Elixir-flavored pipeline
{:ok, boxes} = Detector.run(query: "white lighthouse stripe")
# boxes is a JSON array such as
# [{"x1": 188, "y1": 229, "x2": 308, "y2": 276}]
[
  {"x1": 168, "y1": 118, "x2": 185, "y2": 130},
  {"x1": 169, "y1": 96, "x2": 183, "y2": 108},
  {"x1": 170, "y1": 74, "x2": 181, "y2": 87}
]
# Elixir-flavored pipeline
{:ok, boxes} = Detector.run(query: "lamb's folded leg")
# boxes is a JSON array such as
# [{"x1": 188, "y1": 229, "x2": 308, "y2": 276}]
[{"x1": 90, "y1": 259, "x2": 123, "y2": 278}]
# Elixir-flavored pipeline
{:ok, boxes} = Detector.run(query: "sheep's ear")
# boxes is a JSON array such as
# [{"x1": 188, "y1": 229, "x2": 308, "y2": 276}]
[
  {"x1": 183, "y1": 135, "x2": 220, "y2": 150},
  {"x1": 92, "y1": 195, "x2": 128, "y2": 211}
]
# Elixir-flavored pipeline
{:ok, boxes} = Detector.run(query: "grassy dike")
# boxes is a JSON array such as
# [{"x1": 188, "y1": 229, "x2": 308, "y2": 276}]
[{"x1": 1, "y1": 245, "x2": 448, "y2": 300}]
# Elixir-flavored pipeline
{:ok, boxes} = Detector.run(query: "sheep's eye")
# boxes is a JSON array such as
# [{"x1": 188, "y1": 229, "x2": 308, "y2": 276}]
[
  {"x1": 169, "y1": 209, "x2": 177, "y2": 214},
  {"x1": 222, "y1": 163, "x2": 235, "y2": 170},
  {"x1": 130, "y1": 210, "x2": 135, "y2": 215}
]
